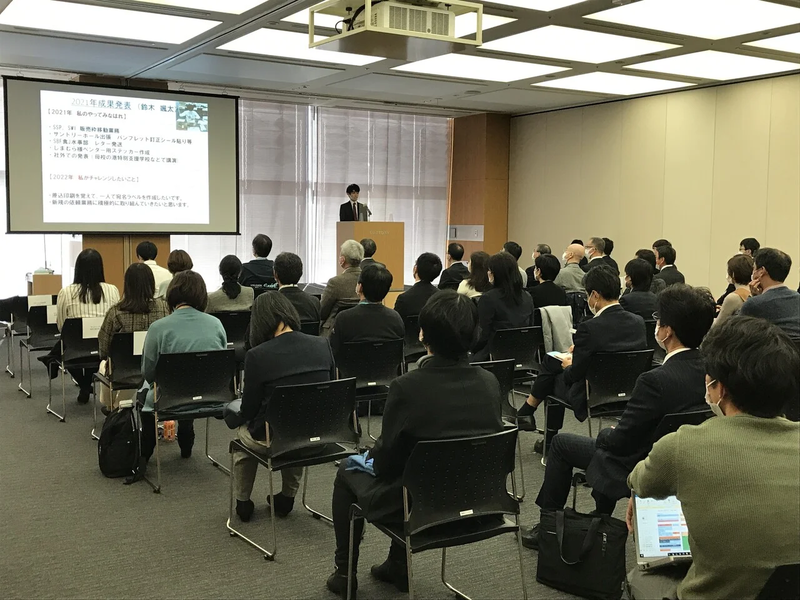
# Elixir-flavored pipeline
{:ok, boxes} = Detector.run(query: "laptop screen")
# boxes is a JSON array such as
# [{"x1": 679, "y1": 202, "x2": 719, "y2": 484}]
[{"x1": 634, "y1": 494, "x2": 692, "y2": 560}]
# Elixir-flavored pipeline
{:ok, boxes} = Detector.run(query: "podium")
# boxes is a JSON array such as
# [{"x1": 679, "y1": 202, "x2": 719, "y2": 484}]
[
  {"x1": 27, "y1": 273, "x2": 63, "y2": 296},
  {"x1": 336, "y1": 221, "x2": 404, "y2": 308}
]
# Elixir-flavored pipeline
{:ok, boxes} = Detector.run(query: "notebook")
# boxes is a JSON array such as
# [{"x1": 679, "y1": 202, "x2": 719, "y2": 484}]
[{"x1": 632, "y1": 493, "x2": 693, "y2": 571}]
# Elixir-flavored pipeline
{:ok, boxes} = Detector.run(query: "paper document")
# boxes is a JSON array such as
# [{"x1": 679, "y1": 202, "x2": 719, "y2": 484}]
[{"x1": 547, "y1": 351, "x2": 572, "y2": 361}]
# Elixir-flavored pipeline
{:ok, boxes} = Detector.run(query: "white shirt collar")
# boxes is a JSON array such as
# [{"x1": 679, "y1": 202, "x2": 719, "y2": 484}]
[
  {"x1": 660, "y1": 264, "x2": 675, "y2": 270},
  {"x1": 589, "y1": 255, "x2": 603, "y2": 262},
  {"x1": 144, "y1": 260, "x2": 157, "y2": 266},
  {"x1": 279, "y1": 284, "x2": 298, "y2": 289},
  {"x1": 593, "y1": 302, "x2": 619, "y2": 318},
  {"x1": 663, "y1": 347, "x2": 692, "y2": 364}
]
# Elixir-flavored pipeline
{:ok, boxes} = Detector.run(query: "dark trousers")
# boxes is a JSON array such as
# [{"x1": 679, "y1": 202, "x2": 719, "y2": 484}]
[
  {"x1": 535, "y1": 433, "x2": 616, "y2": 515},
  {"x1": 68, "y1": 368, "x2": 94, "y2": 392},
  {"x1": 531, "y1": 355, "x2": 580, "y2": 433},
  {"x1": 332, "y1": 463, "x2": 405, "y2": 575},
  {"x1": 139, "y1": 411, "x2": 195, "y2": 460}
]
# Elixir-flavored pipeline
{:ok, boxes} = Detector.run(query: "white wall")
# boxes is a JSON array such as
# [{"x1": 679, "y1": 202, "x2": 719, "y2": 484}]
[{"x1": 508, "y1": 74, "x2": 800, "y2": 294}]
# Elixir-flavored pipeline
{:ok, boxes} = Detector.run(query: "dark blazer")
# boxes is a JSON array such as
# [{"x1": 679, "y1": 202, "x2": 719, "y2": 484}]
[
  {"x1": 279, "y1": 286, "x2": 321, "y2": 324},
  {"x1": 239, "y1": 258, "x2": 275, "y2": 287},
  {"x1": 654, "y1": 265, "x2": 685, "y2": 287},
  {"x1": 619, "y1": 289, "x2": 657, "y2": 321},
  {"x1": 438, "y1": 262, "x2": 469, "y2": 290},
  {"x1": 587, "y1": 349, "x2": 707, "y2": 499},
  {"x1": 472, "y1": 288, "x2": 535, "y2": 362},
  {"x1": 339, "y1": 201, "x2": 368, "y2": 222},
  {"x1": 529, "y1": 280, "x2": 567, "y2": 309},
  {"x1": 525, "y1": 266, "x2": 540, "y2": 289},
  {"x1": 359, "y1": 355, "x2": 504, "y2": 521},
  {"x1": 394, "y1": 281, "x2": 439, "y2": 320},
  {"x1": 562, "y1": 304, "x2": 648, "y2": 421},
  {"x1": 602, "y1": 255, "x2": 619, "y2": 275},
  {"x1": 581, "y1": 257, "x2": 607, "y2": 273},
  {"x1": 330, "y1": 302, "x2": 405, "y2": 358},
  {"x1": 240, "y1": 331, "x2": 335, "y2": 440}
]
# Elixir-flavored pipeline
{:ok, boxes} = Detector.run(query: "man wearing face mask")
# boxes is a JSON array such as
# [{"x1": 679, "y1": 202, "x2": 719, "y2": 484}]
[
  {"x1": 627, "y1": 316, "x2": 800, "y2": 600},
  {"x1": 554, "y1": 242, "x2": 586, "y2": 293},
  {"x1": 739, "y1": 247, "x2": 800, "y2": 338},
  {"x1": 581, "y1": 237, "x2": 608, "y2": 273}
]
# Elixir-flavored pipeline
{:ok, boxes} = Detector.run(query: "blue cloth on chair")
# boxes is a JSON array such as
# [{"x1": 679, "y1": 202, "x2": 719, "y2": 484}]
[{"x1": 344, "y1": 453, "x2": 375, "y2": 476}]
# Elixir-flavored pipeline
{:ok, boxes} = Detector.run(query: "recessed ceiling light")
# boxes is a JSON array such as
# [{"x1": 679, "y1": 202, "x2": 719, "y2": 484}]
[
  {"x1": 534, "y1": 72, "x2": 693, "y2": 95},
  {"x1": 455, "y1": 13, "x2": 516, "y2": 39},
  {"x1": 218, "y1": 29, "x2": 384, "y2": 66},
  {"x1": 745, "y1": 32, "x2": 800, "y2": 55},
  {"x1": 282, "y1": 3, "x2": 344, "y2": 29},
  {"x1": 484, "y1": 0, "x2": 589, "y2": 11},
  {"x1": 626, "y1": 50, "x2": 800, "y2": 80},
  {"x1": 0, "y1": 0, "x2": 220, "y2": 44},
  {"x1": 481, "y1": 25, "x2": 679, "y2": 63},
  {"x1": 122, "y1": 0, "x2": 264, "y2": 14},
  {"x1": 393, "y1": 53, "x2": 568, "y2": 82},
  {"x1": 587, "y1": 0, "x2": 800, "y2": 41}
]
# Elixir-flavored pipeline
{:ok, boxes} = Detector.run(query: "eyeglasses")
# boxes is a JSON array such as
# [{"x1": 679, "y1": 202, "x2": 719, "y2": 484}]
[{"x1": 652, "y1": 311, "x2": 659, "y2": 321}]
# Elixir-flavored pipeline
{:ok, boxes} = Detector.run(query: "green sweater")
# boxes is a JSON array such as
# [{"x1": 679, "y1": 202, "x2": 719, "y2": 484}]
[{"x1": 628, "y1": 414, "x2": 800, "y2": 599}]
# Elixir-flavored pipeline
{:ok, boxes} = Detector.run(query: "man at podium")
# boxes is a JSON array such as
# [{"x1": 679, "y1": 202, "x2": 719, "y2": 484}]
[{"x1": 339, "y1": 183, "x2": 370, "y2": 222}]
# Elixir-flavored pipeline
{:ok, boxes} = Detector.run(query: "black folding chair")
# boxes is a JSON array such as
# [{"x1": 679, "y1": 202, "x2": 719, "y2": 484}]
[
  {"x1": 566, "y1": 291, "x2": 590, "y2": 326},
  {"x1": 402, "y1": 315, "x2": 426, "y2": 368},
  {"x1": 47, "y1": 317, "x2": 102, "y2": 422},
  {"x1": 91, "y1": 332, "x2": 145, "y2": 440},
  {"x1": 1, "y1": 296, "x2": 15, "y2": 377},
  {"x1": 227, "y1": 378, "x2": 359, "y2": 560},
  {"x1": 347, "y1": 429, "x2": 527, "y2": 600},
  {"x1": 756, "y1": 563, "x2": 800, "y2": 600},
  {"x1": 300, "y1": 321, "x2": 321, "y2": 336},
  {"x1": 148, "y1": 349, "x2": 237, "y2": 493},
  {"x1": 211, "y1": 311, "x2": 250, "y2": 365},
  {"x1": 6, "y1": 295, "x2": 31, "y2": 378},
  {"x1": 336, "y1": 339, "x2": 404, "y2": 442},
  {"x1": 643, "y1": 319, "x2": 665, "y2": 366},
  {"x1": 18, "y1": 305, "x2": 61, "y2": 398},
  {"x1": 490, "y1": 326, "x2": 544, "y2": 396}
]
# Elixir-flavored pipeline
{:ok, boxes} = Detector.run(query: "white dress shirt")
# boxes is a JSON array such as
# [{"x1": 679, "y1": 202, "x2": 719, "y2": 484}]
[{"x1": 145, "y1": 260, "x2": 173, "y2": 298}]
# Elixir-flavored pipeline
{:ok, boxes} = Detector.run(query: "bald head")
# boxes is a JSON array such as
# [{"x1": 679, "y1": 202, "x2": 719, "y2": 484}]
[{"x1": 565, "y1": 243, "x2": 584, "y2": 264}]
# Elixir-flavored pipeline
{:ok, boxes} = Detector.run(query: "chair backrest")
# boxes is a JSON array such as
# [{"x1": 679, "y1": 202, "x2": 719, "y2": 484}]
[
  {"x1": 565, "y1": 291, "x2": 590, "y2": 325},
  {"x1": 402, "y1": 314, "x2": 425, "y2": 359},
  {"x1": 336, "y1": 339, "x2": 404, "y2": 389},
  {"x1": 585, "y1": 350, "x2": 655, "y2": 411},
  {"x1": 211, "y1": 311, "x2": 250, "y2": 363},
  {"x1": 333, "y1": 298, "x2": 359, "y2": 315},
  {"x1": 0, "y1": 296, "x2": 13, "y2": 324},
  {"x1": 756, "y1": 563, "x2": 800, "y2": 600},
  {"x1": 472, "y1": 359, "x2": 516, "y2": 418},
  {"x1": 154, "y1": 349, "x2": 236, "y2": 412},
  {"x1": 11, "y1": 295, "x2": 29, "y2": 332},
  {"x1": 299, "y1": 321, "x2": 321, "y2": 336},
  {"x1": 402, "y1": 429, "x2": 519, "y2": 536},
  {"x1": 107, "y1": 332, "x2": 144, "y2": 389},
  {"x1": 643, "y1": 319, "x2": 666, "y2": 364},
  {"x1": 26, "y1": 306, "x2": 61, "y2": 348},
  {"x1": 490, "y1": 326, "x2": 543, "y2": 370},
  {"x1": 60, "y1": 318, "x2": 101, "y2": 367},
  {"x1": 651, "y1": 409, "x2": 712, "y2": 444},
  {"x1": 266, "y1": 378, "x2": 359, "y2": 458}
]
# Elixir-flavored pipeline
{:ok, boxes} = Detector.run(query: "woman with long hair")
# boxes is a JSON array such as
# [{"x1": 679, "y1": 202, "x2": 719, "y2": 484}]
[
  {"x1": 457, "y1": 251, "x2": 491, "y2": 299},
  {"x1": 206, "y1": 255, "x2": 254, "y2": 313}
]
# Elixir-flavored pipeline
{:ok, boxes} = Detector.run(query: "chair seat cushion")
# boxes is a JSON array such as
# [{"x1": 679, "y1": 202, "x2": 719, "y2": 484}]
[
  {"x1": 229, "y1": 439, "x2": 357, "y2": 471},
  {"x1": 374, "y1": 515, "x2": 518, "y2": 554}
]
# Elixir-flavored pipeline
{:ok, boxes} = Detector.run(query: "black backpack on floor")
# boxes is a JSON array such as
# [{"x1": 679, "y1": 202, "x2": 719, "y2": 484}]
[{"x1": 98, "y1": 403, "x2": 141, "y2": 479}]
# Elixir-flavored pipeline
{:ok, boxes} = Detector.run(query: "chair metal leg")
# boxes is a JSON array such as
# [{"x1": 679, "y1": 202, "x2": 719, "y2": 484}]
[
  {"x1": 6, "y1": 330, "x2": 15, "y2": 378},
  {"x1": 541, "y1": 401, "x2": 549, "y2": 466},
  {"x1": 367, "y1": 400, "x2": 378, "y2": 442},
  {"x1": 441, "y1": 547, "x2": 474, "y2": 600},
  {"x1": 346, "y1": 508, "x2": 361, "y2": 600},
  {"x1": 204, "y1": 417, "x2": 230, "y2": 474},
  {"x1": 510, "y1": 429, "x2": 526, "y2": 501},
  {"x1": 515, "y1": 513, "x2": 529, "y2": 600},
  {"x1": 588, "y1": 406, "x2": 594, "y2": 438},
  {"x1": 143, "y1": 416, "x2": 162, "y2": 493},
  {"x1": 91, "y1": 380, "x2": 100, "y2": 440},
  {"x1": 405, "y1": 536, "x2": 416, "y2": 600},
  {"x1": 17, "y1": 343, "x2": 31, "y2": 397},
  {"x1": 46, "y1": 363, "x2": 66, "y2": 422},
  {"x1": 301, "y1": 466, "x2": 333, "y2": 522},
  {"x1": 572, "y1": 481, "x2": 579, "y2": 511},
  {"x1": 226, "y1": 450, "x2": 276, "y2": 560}
]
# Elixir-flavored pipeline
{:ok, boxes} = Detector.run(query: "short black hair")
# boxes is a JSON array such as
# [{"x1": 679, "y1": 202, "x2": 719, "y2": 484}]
[
  {"x1": 652, "y1": 239, "x2": 671, "y2": 249},
  {"x1": 535, "y1": 254, "x2": 560, "y2": 281},
  {"x1": 166, "y1": 270, "x2": 208, "y2": 311},
  {"x1": 602, "y1": 238, "x2": 615, "y2": 256},
  {"x1": 536, "y1": 244, "x2": 551, "y2": 255},
  {"x1": 346, "y1": 183, "x2": 360, "y2": 195},
  {"x1": 657, "y1": 284, "x2": 715, "y2": 349},
  {"x1": 419, "y1": 290, "x2": 477, "y2": 360},
  {"x1": 727, "y1": 254, "x2": 754, "y2": 286},
  {"x1": 358, "y1": 264, "x2": 393, "y2": 302},
  {"x1": 136, "y1": 241, "x2": 157, "y2": 261},
  {"x1": 503, "y1": 241, "x2": 522, "y2": 261},
  {"x1": 252, "y1": 234, "x2": 273, "y2": 258},
  {"x1": 755, "y1": 247, "x2": 792, "y2": 282},
  {"x1": 273, "y1": 252, "x2": 303, "y2": 285},
  {"x1": 416, "y1": 252, "x2": 443, "y2": 283},
  {"x1": 739, "y1": 238, "x2": 760, "y2": 254},
  {"x1": 249, "y1": 291, "x2": 301, "y2": 347},
  {"x1": 584, "y1": 265, "x2": 620, "y2": 300},
  {"x1": 360, "y1": 238, "x2": 377, "y2": 258},
  {"x1": 571, "y1": 239, "x2": 584, "y2": 245},
  {"x1": 447, "y1": 242, "x2": 464, "y2": 261},
  {"x1": 635, "y1": 249, "x2": 658, "y2": 273},
  {"x1": 655, "y1": 244, "x2": 676, "y2": 265},
  {"x1": 701, "y1": 316, "x2": 799, "y2": 418},
  {"x1": 625, "y1": 258, "x2": 653, "y2": 291}
]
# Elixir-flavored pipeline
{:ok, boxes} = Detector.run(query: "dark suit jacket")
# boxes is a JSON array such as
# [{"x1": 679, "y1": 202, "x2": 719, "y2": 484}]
[
  {"x1": 619, "y1": 289, "x2": 657, "y2": 321},
  {"x1": 330, "y1": 302, "x2": 405, "y2": 358},
  {"x1": 529, "y1": 280, "x2": 567, "y2": 309},
  {"x1": 525, "y1": 266, "x2": 540, "y2": 289},
  {"x1": 581, "y1": 257, "x2": 607, "y2": 273},
  {"x1": 654, "y1": 265, "x2": 685, "y2": 287},
  {"x1": 602, "y1": 255, "x2": 619, "y2": 275},
  {"x1": 472, "y1": 288, "x2": 535, "y2": 361},
  {"x1": 562, "y1": 304, "x2": 648, "y2": 420},
  {"x1": 279, "y1": 286, "x2": 321, "y2": 324},
  {"x1": 239, "y1": 258, "x2": 275, "y2": 287},
  {"x1": 240, "y1": 331, "x2": 335, "y2": 440},
  {"x1": 587, "y1": 349, "x2": 707, "y2": 499},
  {"x1": 339, "y1": 201, "x2": 368, "y2": 222},
  {"x1": 438, "y1": 262, "x2": 469, "y2": 290},
  {"x1": 394, "y1": 281, "x2": 439, "y2": 320}
]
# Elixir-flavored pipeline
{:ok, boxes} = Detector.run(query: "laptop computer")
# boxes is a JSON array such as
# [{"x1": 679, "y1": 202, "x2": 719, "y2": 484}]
[{"x1": 632, "y1": 493, "x2": 693, "y2": 571}]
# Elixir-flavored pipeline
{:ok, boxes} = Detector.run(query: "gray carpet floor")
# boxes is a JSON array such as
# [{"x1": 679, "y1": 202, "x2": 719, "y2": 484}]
[{"x1": 0, "y1": 335, "x2": 637, "y2": 599}]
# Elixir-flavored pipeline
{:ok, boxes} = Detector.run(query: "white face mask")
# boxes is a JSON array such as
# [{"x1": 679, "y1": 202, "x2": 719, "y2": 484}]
[
  {"x1": 654, "y1": 324, "x2": 668, "y2": 351},
  {"x1": 705, "y1": 379, "x2": 724, "y2": 417},
  {"x1": 585, "y1": 248, "x2": 591, "y2": 258},
  {"x1": 562, "y1": 252, "x2": 568, "y2": 264},
  {"x1": 588, "y1": 293, "x2": 598, "y2": 315}
]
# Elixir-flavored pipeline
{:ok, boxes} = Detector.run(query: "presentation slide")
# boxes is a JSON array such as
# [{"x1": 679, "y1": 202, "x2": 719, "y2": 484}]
[
  {"x1": 4, "y1": 77, "x2": 239, "y2": 234},
  {"x1": 635, "y1": 495, "x2": 691, "y2": 559}
]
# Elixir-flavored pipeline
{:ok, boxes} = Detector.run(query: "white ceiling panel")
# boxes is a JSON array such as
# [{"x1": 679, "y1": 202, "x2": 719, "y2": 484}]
[
  {"x1": 450, "y1": 87, "x2": 603, "y2": 112},
  {"x1": 324, "y1": 73, "x2": 485, "y2": 99}
]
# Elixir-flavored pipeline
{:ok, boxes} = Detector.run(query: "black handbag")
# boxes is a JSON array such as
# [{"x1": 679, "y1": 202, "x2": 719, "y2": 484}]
[{"x1": 536, "y1": 508, "x2": 628, "y2": 600}]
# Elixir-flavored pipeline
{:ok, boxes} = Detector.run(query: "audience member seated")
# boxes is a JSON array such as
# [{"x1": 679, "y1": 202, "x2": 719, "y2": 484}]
[
  {"x1": 457, "y1": 251, "x2": 491, "y2": 299},
  {"x1": 206, "y1": 255, "x2": 255, "y2": 313},
  {"x1": 136, "y1": 241, "x2": 172, "y2": 297},
  {"x1": 602, "y1": 237, "x2": 619, "y2": 275},
  {"x1": 554, "y1": 242, "x2": 586, "y2": 293},
  {"x1": 329, "y1": 264, "x2": 404, "y2": 358},
  {"x1": 717, "y1": 238, "x2": 760, "y2": 305},
  {"x1": 520, "y1": 285, "x2": 714, "y2": 549},
  {"x1": 573, "y1": 239, "x2": 589, "y2": 269},
  {"x1": 740, "y1": 247, "x2": 800, "y2": 338},
  {"x1": 503, "y1": 240, "x2": 528, "y2": 287},
  {"x1": 394, "y1": 252, "x2": 442, "y2": 320},
  {"x1": 239, "y1": 234, "x2": 275, "y2": 287},
  {"x1": 525, "y1": 244, "x2": 551, "y2": 288},
  {"x1": 360, "y1": 238, "x2": 381, "y2": 267},
  {"x1": 325, "y1": 291, "x2": 504, "y2": 597},
  {"x1": 619, "y1": 258, "x2": 658, "y2": 320},
  {"x1": 713, "y1": 254, "x2": 753, "y2": 327},
  {"x1": 651, "y1": 238, "x2": 671, "y2": 251},
  {"x1": 471, "y1": 252, "x2": 534, "y2": 362},
  {"x1": 226, "y1": 292, "x2": 335, "y2": 522},
  {"x1": 274, "y1": 252, "x2": 321, "y2": 323},
  {"x1": 157, "y1": 249, "x2": 193, "y2": 298},
  {"x1": 581, "y1": 237, "x2": 607, "y2": 273},
  {"x1": 97, "y1": 264, "x2": 169, "y2": 411},
  {"x1": 627, "y1": 316, "x2": 800, "y2": 599},
  {"x1": 321, "y1": 240, "x2": 364, "y2": 337},
  {"x1": 517, "y1": 266, "x2": 647, "y2": 446},
  {"x1": 50, "y1": 249, "x2": 120, "y2": 404},
  {"x1": 654, "y1": 244, "x2": 685, "y2": 287},
  {"x1": 630, "y1": 249, "x2": 667, "y2": 295},
  {"x1": 438, "y1": 242, "x2": 469, "y2": 290},
  {"x1": 529, "y1": 254, "x2": 567, "y2": 309},
  {"x1": 140, "y1": 271, "x2": 227, "y2": 461}
]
